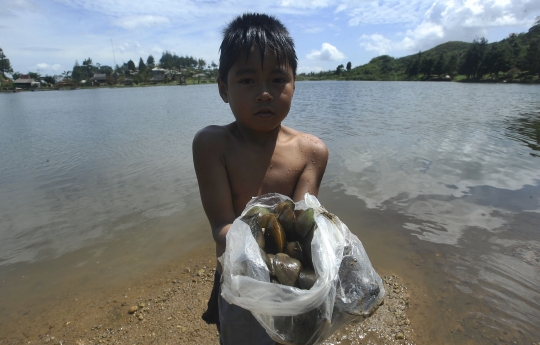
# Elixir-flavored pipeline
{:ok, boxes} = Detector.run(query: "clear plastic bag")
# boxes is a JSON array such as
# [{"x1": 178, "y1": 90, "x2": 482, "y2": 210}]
[{"x1": 219, "y1": 193, "x2": 385, "y2": 345}]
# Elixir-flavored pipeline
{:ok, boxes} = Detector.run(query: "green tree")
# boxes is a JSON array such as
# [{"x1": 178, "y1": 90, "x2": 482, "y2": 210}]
[
  {"x1": 336, "y1": 64, "x2": 344, "y2": 75},
  {"x1": 42, "y1": 75, "x2": 56, "y2": 85},
  {"x1": 433, "y1": 53, "x2": 445, "y2": 76},
  {"x1": 346, "y1": 61, "x2": 352, "y2": 71},
  {"x1": 0, "y1": 48, "x2": 14, "y2": 77},
  {"x1": 127, "y1": 59, "x2": 136, "y2": 71},
  {"x1": 138, "y1": 57, "x2": 147, "y2": 72},
  {"x1": 445, "y1": 54, "x2": 458, "y2": 76},
  {"x1": 28, "y1": 72, "x2": 40, "y2": 80},
  {"x1": 459, "y1": 37, "x2": 488, "y2": 79},
  {"x1": 524, "y1": 39, "x2": 540, "y2": 77},
  {"x1": 198, "y1": 58, "x2": 206, "y2": 70},
  {"x1": 147, "y1": 55, "x2": 155, "y2": 68},
  {"x1": 420, "y1": 57, "x2": 434, "y2": 77},
  {"x1": 406, "y1": 51, "x2": 422, "y2": 77},
  {"x1": 529, "y1": 16, "x2": 540, "y2": 34},
  {"x1": 71, "y1": 60, "x2": 84, "y2": 82},
  {"x1": 378, "y1": 55, "x2": 394, "y2": 75},
  {"x1": 82, "y1": 58, "x2": 94, "y2": 78}
]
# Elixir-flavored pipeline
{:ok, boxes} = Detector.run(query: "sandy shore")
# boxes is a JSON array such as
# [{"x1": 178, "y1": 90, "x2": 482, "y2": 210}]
[{"x1": 1, "y1": 242, "x2": 416, "y2": 345}]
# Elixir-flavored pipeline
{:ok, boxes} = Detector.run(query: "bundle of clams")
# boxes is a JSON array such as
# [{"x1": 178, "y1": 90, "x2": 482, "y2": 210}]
[{"x1": 241, "y1": 200, "x2": 318, "y2": 290}]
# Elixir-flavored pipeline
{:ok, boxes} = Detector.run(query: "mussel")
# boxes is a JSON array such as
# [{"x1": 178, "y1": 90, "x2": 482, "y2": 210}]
[
  {"x1": 244, "y1": 206, "x2": 271, "y2": 219},
  {"x1": 296, "y1": 208, "x2": 315, "y2": 239},
  {"x1": 264, "y1": 214, "x2": 286, "y2": 254},
  {"x1": 285, "y1": 241, "x2": 304, "y2": 264},
  {"x1": 276, "y1": 200, "x2": 295, "y2": 214},
  {"x1": 249, "y1": 217, "x2": 265, "y2": 249},
  {"x1": 301, "y1": 226, "x2": 315, "y2": 268},
  {"x1": 267, "y1": 254, "x2": 276, "y2": 276},
  {"x1": 298, "y1": 268, "x2": 317, "y2": 290},
  {"x1": 278, "y1": 204, "x2": 298, "y2": 241},
  {"x1": 273, "y1": 253, "x2": 303, "y2": 287}
]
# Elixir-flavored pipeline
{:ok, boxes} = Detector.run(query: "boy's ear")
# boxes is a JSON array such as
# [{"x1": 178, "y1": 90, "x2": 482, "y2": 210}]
[{"x1": 217, "y1": 77, "x2": 229, "y2": 103}]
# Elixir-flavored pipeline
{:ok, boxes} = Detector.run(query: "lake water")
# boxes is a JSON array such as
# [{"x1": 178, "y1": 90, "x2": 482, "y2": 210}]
[{"x1": 1, "y1": 81, "x2": 539, "y2": 343}]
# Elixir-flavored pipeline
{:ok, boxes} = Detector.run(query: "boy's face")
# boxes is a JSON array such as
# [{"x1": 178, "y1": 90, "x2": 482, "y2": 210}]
[{"x1": 218, "y1": 46, "x2": 295, "y2": 134}]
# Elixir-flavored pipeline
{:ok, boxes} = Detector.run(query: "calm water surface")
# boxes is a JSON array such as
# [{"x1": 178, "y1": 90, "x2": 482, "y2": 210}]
[{"x1": 1, "y1": 82, "x2": 539, "y2": 343}]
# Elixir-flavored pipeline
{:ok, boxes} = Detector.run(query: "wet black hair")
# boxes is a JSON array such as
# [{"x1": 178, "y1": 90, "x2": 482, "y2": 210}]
[{"x1": 219, "y1": 13, "x2": 298, "y2": 83}]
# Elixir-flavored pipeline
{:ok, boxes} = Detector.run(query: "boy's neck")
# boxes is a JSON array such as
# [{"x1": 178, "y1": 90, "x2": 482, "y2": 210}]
[{"x1": 232, "y1": 121, "x2": 283, "y2": 147}]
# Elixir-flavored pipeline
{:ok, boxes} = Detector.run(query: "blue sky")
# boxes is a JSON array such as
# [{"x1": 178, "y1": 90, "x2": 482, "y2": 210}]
[{"x1": 1, "y1": 0, "x2": 538, "y2": 76}]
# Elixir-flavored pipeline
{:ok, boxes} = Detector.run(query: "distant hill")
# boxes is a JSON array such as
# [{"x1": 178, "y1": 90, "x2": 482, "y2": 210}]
[{"x1": 298, "y1": 20, "x2": 540, "y2": 82}]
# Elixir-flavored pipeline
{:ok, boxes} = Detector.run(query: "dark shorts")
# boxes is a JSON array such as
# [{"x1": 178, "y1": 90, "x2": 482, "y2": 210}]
[{"x1": 202, "y1": 272, "x2": 275, "y2": 345}]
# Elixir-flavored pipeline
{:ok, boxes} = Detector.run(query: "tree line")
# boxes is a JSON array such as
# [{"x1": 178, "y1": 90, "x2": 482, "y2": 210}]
[
  {"x1": 0, "y1": 49, "x2": 217, "y2": 86},
  {"x1": 299, "y1": 18, "x2": 540, "y2": 82}
]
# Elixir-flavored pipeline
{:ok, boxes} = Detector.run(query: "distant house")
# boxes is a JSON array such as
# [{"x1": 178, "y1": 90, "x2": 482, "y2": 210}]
[
  {"x1": 124, "y1": 77, "x2": 134, "y2": 85},
  {"x1": 149, "y1": 74, "x2": 165, "y2": 84},
  {"x1": 193, "y1": 73, "x2": 207, "y2": 84},
  {"x1": 13, "y1": 75, "x2": 39, "y2": 89},
  {"x1": 90, "y1": 73, "x2": 107, "y2": 86}
]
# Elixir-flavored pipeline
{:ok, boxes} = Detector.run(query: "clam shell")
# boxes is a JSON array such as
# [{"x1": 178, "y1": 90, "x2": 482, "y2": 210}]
[
  {"x1": 244, "y1": 206, "x2": 271, "y2": 219},
  {"x1": 278, "y1": 205, "x2": 297, "y2": 241},
  {"x1": 249, "y1": 217, "x2": 265, "y2": 249},
  {"x1": 285, "y1": 241, "x2": 304, "y2": 264},
  {"x1": 273, "y1": 253, "x2": 303, "y2": 287},
  {"x1": 302, "y1": 226, "x2": 315, "y2": 268},
  {"x1": 298, "y1": 268, "x2": 317, "y2": 290},
  {"x1": 276, "y1": 200, "x2": 295, "y2": 214},
  {"x1": 264, "y1": 214, "x2": 286, "y2": 254},
  {"x1": 267, "y1": 254, "x2": 275, "y2": 276},
  {"x1": 295, "y1": 208, "x2": 315, "y2": 239}
]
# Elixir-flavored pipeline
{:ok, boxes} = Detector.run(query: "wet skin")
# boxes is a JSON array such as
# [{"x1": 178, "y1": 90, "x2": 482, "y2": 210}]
[{"x1": 192, "y1": 47, "x2": 328, "y2": 271}]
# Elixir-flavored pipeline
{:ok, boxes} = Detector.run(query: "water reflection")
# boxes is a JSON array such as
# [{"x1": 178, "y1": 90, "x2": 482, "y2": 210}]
[{"x1": 505, "y1": 110, "x2": 540, "y2": 157}]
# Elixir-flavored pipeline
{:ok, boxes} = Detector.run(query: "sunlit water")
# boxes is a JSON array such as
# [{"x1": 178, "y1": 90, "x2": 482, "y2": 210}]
[{"x1": 1, "y1": 82, "x2": 539, "y2": 342}]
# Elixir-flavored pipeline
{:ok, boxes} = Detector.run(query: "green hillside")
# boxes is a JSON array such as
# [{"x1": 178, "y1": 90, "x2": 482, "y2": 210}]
[{"x1": 298, "y1": 19, "x2": 540, "y2": 82}]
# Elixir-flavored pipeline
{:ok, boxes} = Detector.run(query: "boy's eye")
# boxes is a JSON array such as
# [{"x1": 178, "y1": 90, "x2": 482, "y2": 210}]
[
  {"x1": 239, "y1": 78, "x2": 254, "y2": 84},
  {"x1": 273, "y1": 78, "x2": 287, "y2": 83}
]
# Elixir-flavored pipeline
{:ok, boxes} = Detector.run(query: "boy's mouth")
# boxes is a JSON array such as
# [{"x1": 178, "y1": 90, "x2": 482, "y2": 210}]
[{"x1": 254, "y1": 108, "x2": 275, "y2": 117}]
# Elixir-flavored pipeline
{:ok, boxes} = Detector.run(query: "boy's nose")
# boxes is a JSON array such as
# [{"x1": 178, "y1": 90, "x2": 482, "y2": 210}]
[{"x1": 256, "y1": 91, "x2": 273, "y2": 102}]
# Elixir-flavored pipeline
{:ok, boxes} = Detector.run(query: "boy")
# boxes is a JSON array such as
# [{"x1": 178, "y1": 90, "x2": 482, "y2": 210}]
[{"x1": 193, "y1": 13, "x2": 328, "y2": 345}]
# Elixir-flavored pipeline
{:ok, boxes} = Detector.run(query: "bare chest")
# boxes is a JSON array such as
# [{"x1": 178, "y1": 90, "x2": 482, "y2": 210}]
[{"x1": 224, "y1": 145, "x2": 305, "y2": 215}]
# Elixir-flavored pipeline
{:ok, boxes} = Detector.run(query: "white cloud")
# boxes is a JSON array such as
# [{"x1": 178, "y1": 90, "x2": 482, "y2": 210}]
[
  {"x1": 307, "y1": 43, "x2": 345, "y2": 61},
  {"x1": 34, "y1": 63, "x2": 63, "y2": 72},
  {"x1": 115, "y1": 15, "x2": 170, "y2": 30},
  {"x1": 280, "y1": 0, "x2": 335, "y2": 9},
  {"x1": 356, "y1": 0, "x2": 540, "y2": 55}
]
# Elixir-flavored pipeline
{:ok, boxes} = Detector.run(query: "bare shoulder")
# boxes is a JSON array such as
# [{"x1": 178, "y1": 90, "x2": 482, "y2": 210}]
[
  {"x1": 283, "y1": 126, "x2": 328, "y2": 161},
  {"x1": 193, "y1": 124, "x2": 229, "y2": 150}
]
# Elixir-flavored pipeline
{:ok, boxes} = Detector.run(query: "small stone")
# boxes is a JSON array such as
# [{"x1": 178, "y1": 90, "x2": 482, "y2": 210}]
[
  {"x1": 183, "y1": 268, "x2": 191, "y2": 273},
  {"x1": 128, "y1": 306, "x2": 138, "y2": 314},
  {"x1": 138, "y1": 314, "x2": 144, "y2": 320},
  {"x1": 197, "y1": 269, "x2": 205, "y2": 277},
  {"x1": 167, "y1": 317, "x2": 172, "y2": 321},
  {"x1": 395, "y1": 332, "x2": 405, "y2": 340}
]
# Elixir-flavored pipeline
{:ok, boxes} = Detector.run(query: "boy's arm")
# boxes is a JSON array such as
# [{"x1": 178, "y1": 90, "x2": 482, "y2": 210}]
[
  {"x1": 292, "y1": 135, "x2": 329, "y2": 201},
  {"x1": 192, "y1": 126, "x2": 236, "y2": 254}
]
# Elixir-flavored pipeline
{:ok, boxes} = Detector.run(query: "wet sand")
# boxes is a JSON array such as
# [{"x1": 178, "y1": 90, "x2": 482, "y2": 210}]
[
  {"x1": 0, "y1": 242, "x2": 416, "y2": 345},
  {"x1": 2, "y1": 186, "x2": 538, "y2": 344}
]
